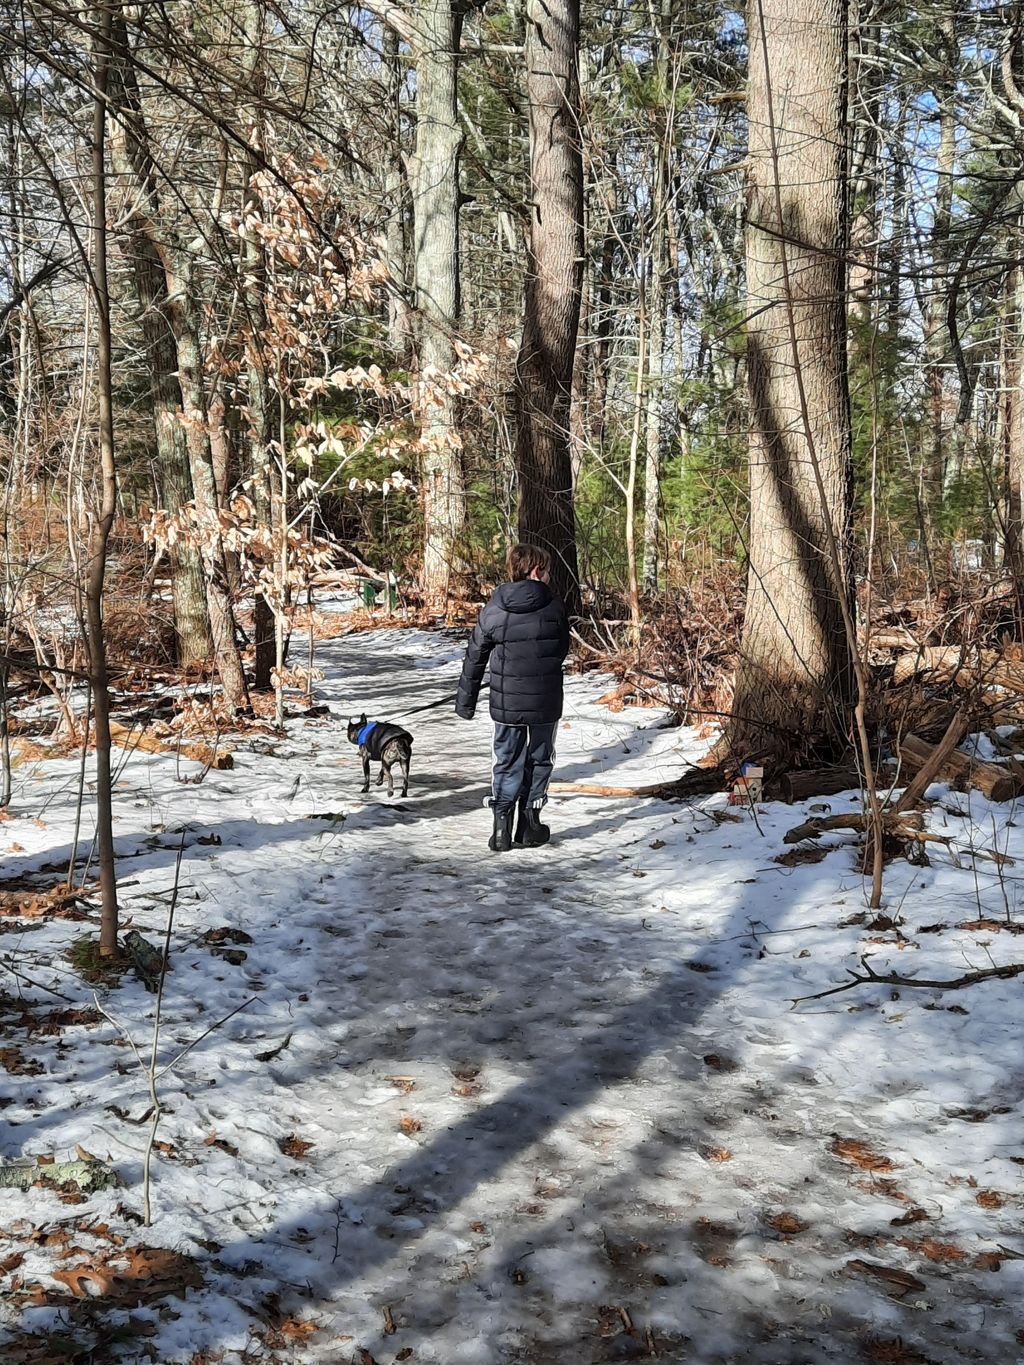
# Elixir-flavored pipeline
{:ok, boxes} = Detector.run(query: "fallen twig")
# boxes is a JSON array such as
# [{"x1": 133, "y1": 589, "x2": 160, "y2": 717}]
[{"x1": 792, "y1": 954, "x2": 1024, "y2": 1005}]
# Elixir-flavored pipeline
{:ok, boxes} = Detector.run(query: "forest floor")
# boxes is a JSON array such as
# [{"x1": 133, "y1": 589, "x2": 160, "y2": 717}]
[{"x1": 1, "y1": 606, "x2": 1024, "y2": 1364}]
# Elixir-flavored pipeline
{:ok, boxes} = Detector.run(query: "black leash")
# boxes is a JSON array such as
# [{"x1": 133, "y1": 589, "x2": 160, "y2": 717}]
[{"x1": 395, "y1": 681, "x2": 488, "y2": 721}]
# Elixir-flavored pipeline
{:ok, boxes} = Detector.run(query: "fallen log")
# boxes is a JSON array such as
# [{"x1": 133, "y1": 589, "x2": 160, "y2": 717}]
[
  {"x1": 549, "y1": 766, "x2": 724, "y2": 800},
  {"x1": 108, "y1": 720, "x2": 233, "y2": 770},
  {"x1": 897, "y1": 732, "x2": 1020, "y2": 803},
  {"x1": 775, "y1": 764, "x2": 893, "y2": 803},
  {"x1": 783, "y1": 812, "x2": 924, "y2": 844},
  {"x1": 552, "y1": 761, "x2": 894, "y2": 804},
  {"x1": 892, "y1": 645, "x2": 1024, "y2": 693},
  {"x1": 783, "y1": 809, "x2": 1012, "y2": 866},
  {"x1": 0, "y1": 1158, "x2": 118, "y2": 1192}
]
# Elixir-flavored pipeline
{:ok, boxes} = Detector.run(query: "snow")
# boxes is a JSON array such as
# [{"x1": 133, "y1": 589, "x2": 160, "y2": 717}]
[{"x1": 2, "y1": 614, "x2": 1024, "y2": 1363}]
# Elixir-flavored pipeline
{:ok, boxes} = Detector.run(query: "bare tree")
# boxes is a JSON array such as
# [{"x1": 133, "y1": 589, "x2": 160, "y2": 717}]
[
  {"x1": 514, "y1": 0, "x2": 583, "y2": 616},
  {"x1": 86, "y1": 0, "x2": 119, "y2": 956},
  {"x1": 408, "y1": 0, "x2": 467, "y2": 600}
]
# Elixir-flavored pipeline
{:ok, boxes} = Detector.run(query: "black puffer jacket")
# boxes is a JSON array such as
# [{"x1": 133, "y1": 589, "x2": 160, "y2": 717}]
[{"x1": 455, "y1": 580, "x2": 570, "y2": 725}]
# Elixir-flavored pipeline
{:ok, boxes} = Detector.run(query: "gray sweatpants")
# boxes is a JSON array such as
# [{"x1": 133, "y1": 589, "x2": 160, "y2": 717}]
[{"x1": 491, "y1": 722, "x2": 558, "y2": 814}]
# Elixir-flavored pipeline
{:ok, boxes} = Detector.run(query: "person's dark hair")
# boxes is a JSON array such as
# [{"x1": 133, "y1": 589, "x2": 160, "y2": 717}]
[{"x1": 507, "y1": 543, "x2": 551, "y2": 582}]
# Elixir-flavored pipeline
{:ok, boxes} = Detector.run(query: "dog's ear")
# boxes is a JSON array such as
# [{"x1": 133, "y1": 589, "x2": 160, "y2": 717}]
[{"x1": 359, "y1": 713, "x2": 367, "y2": 724}]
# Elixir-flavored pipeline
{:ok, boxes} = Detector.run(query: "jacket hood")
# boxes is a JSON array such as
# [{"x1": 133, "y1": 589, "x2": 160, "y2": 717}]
[{"x1": 493, "y1": 579, "x2": 554, "y2": 614}]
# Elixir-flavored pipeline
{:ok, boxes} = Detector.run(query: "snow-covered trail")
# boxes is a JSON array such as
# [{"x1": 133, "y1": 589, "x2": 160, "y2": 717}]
[{"x1": 2, "y1": 621, "x2": 1024, "y2": 1364}]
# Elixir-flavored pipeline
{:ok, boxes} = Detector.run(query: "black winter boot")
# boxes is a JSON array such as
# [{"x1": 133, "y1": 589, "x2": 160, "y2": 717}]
[
  {"x1": 488, "y1": 806, "x2": 514, "y2": 853},
  {"x1": 513, "y1": 804, "x2": 550, "y2": 848}
]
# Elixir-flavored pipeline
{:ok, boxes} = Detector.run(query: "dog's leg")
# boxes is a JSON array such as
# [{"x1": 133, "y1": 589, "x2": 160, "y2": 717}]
[
  {"x1": 360, "y1": 751, "x2": 370, "y2": 794},
  {"x1": 399, "y1": 751, "x2": 409, "y2": 798},
  {"x1": 376, "y1": 763, "x2": 385, "y2": 787},
  {"x1": 384, "y1": 760, "x2": 395, "y2": 797}
]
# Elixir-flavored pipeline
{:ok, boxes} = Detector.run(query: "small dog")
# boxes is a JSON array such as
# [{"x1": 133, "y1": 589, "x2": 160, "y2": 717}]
[{"x1": 347, "y1": 713, "x2": 413, "y2": 798}]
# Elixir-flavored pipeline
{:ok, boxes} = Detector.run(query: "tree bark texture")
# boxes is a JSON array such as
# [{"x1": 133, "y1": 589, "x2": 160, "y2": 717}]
[
  {"x1": 732, "y1": 0, "x2": 854, "y2": 755},
  {"x1": 128, "y1": 239, "x2": 210, "y2": 663},
  {"x1": 385, "y1": 26, "x2": 412, "y2": 357},
  {"x1": 514, "y1": 0, "x2": 583, "y2": 617},
  {"x1": 163, "y1": 251, "x2": 250, "y2": 713},
  {"x1": 410, "y1": 0, "x2": 466, "y2": 600},
  {"x1": 87, "y1": 1, "x2": 120, "y2": 956},
  {"x1": 106, "y1": 12, "x2": 209, "y2": 665},
  {"x1": 1003, "y1": 250, "x2": 1024, "y2": 626}
]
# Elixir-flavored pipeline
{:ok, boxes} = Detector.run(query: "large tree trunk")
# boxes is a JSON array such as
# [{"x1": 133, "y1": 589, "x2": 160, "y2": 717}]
[
  {"x1": 410, "y1": 0, "x2": 466, "y2": 602},
  {"x1": 106, "y1": 12, "x2": 208, "y2": 665},
  {"x1": 732, "y1": 0, "x2": 854, "y2": 757},
  {"x1": 514, "y1": 0, "x2": 583, "y2": 616}
]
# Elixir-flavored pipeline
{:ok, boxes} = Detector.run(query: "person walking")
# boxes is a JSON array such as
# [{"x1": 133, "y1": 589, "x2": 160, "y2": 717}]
[{"x1": 455, "y1": 544, "x2": 570, "y2": 852}]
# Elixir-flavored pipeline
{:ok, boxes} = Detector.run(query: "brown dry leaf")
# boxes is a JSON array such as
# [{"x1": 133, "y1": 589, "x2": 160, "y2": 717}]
[
  {"x1": 278, "y1": 1134, "x2": 314, "y2": 1159},
  {"x1": 700, "y1": 1145, "x2": 732, "y2": 1163},
  {"x1": 767, "y1": 1213, "x2": 807, "y2": 1235},
  {"x1": 0, "y1": 1048, "x2": 44, "y2": 1076},
  {"x1": 82, "y1": 1222, "x2": 124, "y2": 1247},
  {"x1": 50, "y1": 1245, "x2": 201, "y2": 1306},
  {"x1": 975, "y1": 1189, "x2": 1006, "y2": 1209},
  {"x1": 398, "y1": 1116, "x2": 422, "y2": 1137},
  {"x1": 0, "y1": 1330, "x2": 93, "y2": 1365},
  {"x1": 831, "y1": 1136, "x2": 896, "y2": 1172},
  {"x1": 0, "y1": 884, "x2": 84, "y2": 921},
  {"x1": 266, "y1": 1317, "x2": 318, "y2": 1347},
  {"x1": 204, "y1": 1132, "x2": 239, "y2": 1157},
  {"x1": 896, "y1": 1237, "x2": 966, "y2": 1264},
  {"x1": 649, "y1": 840, "x2": 666, "y2": 850},
  {"x1": 395, "y1": 1351, "x2": 414, "y2": 1362},
  {"x1": 452, "y1": 1082, "x2": 482, "y2": 1098},
  {"x1": 974, "y1": 1251, "x2": 1003, "y2": 1272},
  {"x1": 844, "y1": 1258, "x2": 926, "y2": 1298},
  {"x1": 856, "y1": 1178, "x2": 911, "y2": 1202},
  {"x1": 386, "y1": 1076, "x2": 416, "y2": 1095},
  {"x1": 0, "y1": 1251, "x2": 25, "y2": 1275},
  {"x1": 890, "y1": 1207, "x2": 929, "y2": 1227}
]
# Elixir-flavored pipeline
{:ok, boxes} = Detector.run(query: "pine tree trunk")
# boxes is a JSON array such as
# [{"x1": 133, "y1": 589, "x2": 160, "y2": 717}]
[
  {"x1": 514, "y1": 0, "x2": 583, "y2": 617},
  {"x1": 732, "y1": 0, "x2": 854, "y2": 757},
  {"x1": 410, "y1": 0, "x2": 465, "y2": 601}
]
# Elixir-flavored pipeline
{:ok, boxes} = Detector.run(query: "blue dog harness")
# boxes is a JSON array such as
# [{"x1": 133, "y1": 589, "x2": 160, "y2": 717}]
[{"x1": 356, "y1": 720, "x2": 378, "y2": 746}]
